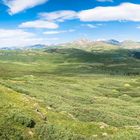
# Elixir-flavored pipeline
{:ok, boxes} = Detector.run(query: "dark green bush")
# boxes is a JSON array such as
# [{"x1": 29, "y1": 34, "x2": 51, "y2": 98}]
[
  {"x1": 0, "y1": 122, "x2": 23, "y2": 140},
  {"x1": 9, "y1": 110, "x2": 36, "y2": 128}
]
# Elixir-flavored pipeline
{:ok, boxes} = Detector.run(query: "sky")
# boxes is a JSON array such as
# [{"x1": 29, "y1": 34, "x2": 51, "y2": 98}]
[{"x1": 1, "y1": 0, "x2": 140, "y2": 47}]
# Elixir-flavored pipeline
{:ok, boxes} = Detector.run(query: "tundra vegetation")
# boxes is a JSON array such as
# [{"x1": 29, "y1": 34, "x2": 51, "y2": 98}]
[{"x1": 0, "y1": 44, "x2": 140, "y2": 140}]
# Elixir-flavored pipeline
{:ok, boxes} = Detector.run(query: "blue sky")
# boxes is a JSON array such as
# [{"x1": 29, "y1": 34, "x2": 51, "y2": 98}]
[{"x1": 0, "y1": 0, "x2": 140, "y2": 47}]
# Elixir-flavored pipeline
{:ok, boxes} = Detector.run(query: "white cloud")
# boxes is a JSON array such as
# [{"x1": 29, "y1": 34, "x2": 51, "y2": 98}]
[
  {"x1": 0, "y1": 29, "x2": 52, "y2": 47},
  {"x1": 3, "y1": 0, "x2": 48, "y2": 15},
  {"x1": 82, "y1": 24, "x2": 97, "y2": 28},
  {"x1": 19, "y1": 10, "x2": 77, "y2": 30},
  {"x1": 0, "y1": 29, "x2": 34, "y2": 38},
  {"x1": 38, "y1": 3, "x2": 140, "y2": 23},
  {"x1": 19, "y1": 20, "x2": 59, "y2": 29},
  {"x1": 78, "y1": 3, "x2": 140, "y2": 22},
  {"x1": 96, "y1": 0, "x2": 113, "y2": 2},
  {"x1": 43, "y1": 29, "x2": 75, "y2": 35},
  {"x1": 39, "y1": 10, "x2": 77, "y2": 22}
]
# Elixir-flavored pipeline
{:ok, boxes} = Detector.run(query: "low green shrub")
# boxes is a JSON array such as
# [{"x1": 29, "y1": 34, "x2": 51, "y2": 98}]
[{"x1": 9, "y1": 110, "x2": 36, "y2": 128}]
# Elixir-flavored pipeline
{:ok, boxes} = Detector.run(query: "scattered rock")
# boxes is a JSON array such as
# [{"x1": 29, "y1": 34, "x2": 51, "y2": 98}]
[
  {"x1": 92, "y1": 134, "x2": 98, "y2": 137},
  {"x1": 99, "y1": 122, "x2": 109, "y2": 129},
  {"x1": 124, "y1": 83, "x2": 131, "y2": 87},
  {"x1": 102, "y1": 133, "x2": 108, "y2": 136},
  {"x1": 67, "y1": 113, "x2": 77, "y2": 120},
  {"x1": 47, "y1": 106, "x2": 52, "y2": 110},
  {"x1": 35, "y1": 108, "x2": 47, "y2": 121},
  {"x1": 28, "y1": 131, "x2": 34, "y2": 137}
]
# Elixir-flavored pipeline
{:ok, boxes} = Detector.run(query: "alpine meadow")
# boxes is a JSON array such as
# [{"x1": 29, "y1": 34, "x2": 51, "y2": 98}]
[{"x1": 0, "y1": 0, "x2": 140, "y2": 140}]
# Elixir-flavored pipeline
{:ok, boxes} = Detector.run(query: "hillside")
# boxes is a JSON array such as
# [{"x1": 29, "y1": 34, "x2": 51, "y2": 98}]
[{"x1": 0, "y1": 46, "x2": 140, "y2": 140}]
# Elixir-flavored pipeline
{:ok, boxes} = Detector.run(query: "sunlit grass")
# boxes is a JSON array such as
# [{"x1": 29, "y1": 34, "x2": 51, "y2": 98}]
[{"x1": 0, "y1": 48, "x2": 140, "y2": 139}]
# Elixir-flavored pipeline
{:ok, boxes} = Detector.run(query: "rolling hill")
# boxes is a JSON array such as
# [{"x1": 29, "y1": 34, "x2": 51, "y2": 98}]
[{"x1": 0, "y1": 42, "x2": 140, "y2": 140}]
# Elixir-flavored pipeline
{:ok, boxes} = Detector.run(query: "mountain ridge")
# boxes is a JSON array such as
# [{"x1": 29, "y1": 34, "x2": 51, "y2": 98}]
[{"x1": 1, "y1": 39, "x2": 140, "y2": 50}]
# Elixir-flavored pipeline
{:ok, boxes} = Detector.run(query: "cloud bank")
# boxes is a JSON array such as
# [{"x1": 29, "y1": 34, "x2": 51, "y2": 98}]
[
  {"x1": 38, "y1": 3, "x2": 140, "y2": 22},
  {"x1": 3, "y1": 1, "x2": 140, "y2": 23},
  {"x1": 78, "y1": 3, "x2": 140, "y2": 22},
  {"x1": 0, "y1": 29, "x2": 54, "y2": 47}
]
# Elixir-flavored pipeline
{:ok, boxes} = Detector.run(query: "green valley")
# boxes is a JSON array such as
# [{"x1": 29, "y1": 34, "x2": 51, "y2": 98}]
[{"x1": 0, "y1": 45, "x2": 140, "y2": 140}]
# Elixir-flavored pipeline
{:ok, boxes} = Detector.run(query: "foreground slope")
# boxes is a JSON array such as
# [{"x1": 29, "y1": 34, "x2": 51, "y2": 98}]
[{"x1": 0, "y1": 47, "x2": 140, "y2": 139}]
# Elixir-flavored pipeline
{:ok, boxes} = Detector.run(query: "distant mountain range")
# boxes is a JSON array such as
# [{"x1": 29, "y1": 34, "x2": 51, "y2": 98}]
[
  {"x1": 0, "y1": 44, "x2": 47, "y2": 50},
  {"x1": 60, "y1": 39, "x2": 140, "y2": 50},
  {"x1": 0, "y1": 39, "x2": 140, "y2": 50}
]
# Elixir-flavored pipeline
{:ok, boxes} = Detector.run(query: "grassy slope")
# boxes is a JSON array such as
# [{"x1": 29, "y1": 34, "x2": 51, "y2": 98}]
[{"x1": 0, "y1": 48, "x2": 140, "y2": 140}]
